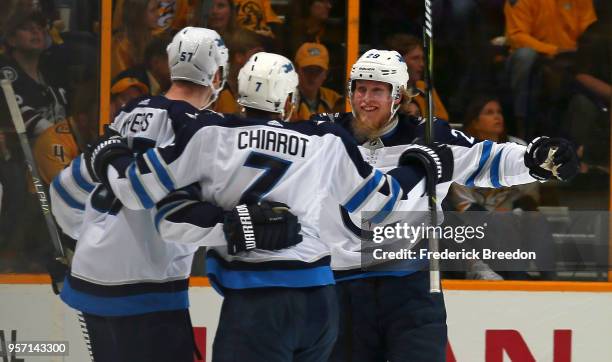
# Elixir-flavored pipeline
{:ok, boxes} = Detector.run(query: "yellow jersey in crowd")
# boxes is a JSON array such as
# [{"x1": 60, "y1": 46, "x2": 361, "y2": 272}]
[
  {"x1": 234, "y1": 0, "x2": 282, "y2": 38},
  {"x1": 33, "y1": 120, "x2": 78, "y2": 185},
  {"x1": 413, "y1": 80, "x2": 449, "y2": 121},
  {"x1": 291, "y1": 87, "x2": 343, "y2": 122},
  {"x1": 505, "y1": 0, "x2": 596, "y2": 55},
  {"x1": 214, "y1": 88, "x2": 242, "y2": 115}
]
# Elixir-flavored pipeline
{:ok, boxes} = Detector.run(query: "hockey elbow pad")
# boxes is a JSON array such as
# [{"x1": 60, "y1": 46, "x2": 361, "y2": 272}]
[
  {"x1": 223, "y1": 201, "x2": 303, "y2": 255},
  {"x1": 525, "y1": 137, "x2": 578, "y2": 181}
]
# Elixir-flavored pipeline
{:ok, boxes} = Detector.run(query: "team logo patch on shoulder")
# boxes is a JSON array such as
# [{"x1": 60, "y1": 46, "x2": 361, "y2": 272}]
[
  {"x1": 0, "y1": 66, "x2": 18, "y2": 82},
  {"x1": 267, "y1": 120, "x2": 283, "y2": 127},
  {"x1": 138, "y1": 99, "x2": 151, "y2": 106},
  {"x1": 185, "y1": 112, "x2": 198, "y2": 119}
]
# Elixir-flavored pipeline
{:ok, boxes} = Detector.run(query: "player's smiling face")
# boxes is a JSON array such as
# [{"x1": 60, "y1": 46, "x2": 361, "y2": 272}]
[{"x1": 352, "y1": 79, "x2": 394, "y2": 130}]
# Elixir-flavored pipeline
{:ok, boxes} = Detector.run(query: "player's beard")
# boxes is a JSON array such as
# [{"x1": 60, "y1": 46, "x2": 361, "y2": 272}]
[{"x1": 353, "y1": 109, "x2": 390, "y2": 141}]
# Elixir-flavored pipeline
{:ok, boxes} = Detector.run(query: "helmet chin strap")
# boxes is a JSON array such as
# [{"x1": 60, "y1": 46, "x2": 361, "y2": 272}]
[
  {"x1": 280, "y1": 92, "x2": 298, "y2": 122},
  {"x1": 282, "y1": 105, "x2": 295, "y2": 122},
  {"x1": 199, "y1": 82, "x2": 224, "y2": 111}
]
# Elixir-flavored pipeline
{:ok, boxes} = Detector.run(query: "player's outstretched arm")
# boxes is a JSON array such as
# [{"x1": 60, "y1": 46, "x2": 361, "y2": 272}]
[
  {"x1": 85, "y1": 117, "x2": 217, "y2": 210},
  {"x1": 449, "y1": 137, "x2": 578, "y2": 188},
  {"x1": 155, "y1": 186, "x2": 303, "y2": 254},
  {"x1": 428, "y1": 121, "x2": 578, "y2": 185}
]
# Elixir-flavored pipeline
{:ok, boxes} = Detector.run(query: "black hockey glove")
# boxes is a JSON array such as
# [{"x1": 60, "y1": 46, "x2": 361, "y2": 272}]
[
  {"x1": 525, "y1": 137, "x2": 578, "y2": 181},
  {"x1": 398, "y1": 143, "x2": 454, "y2": 184},
  {"x1": 223, "y1": 201, "x2": 303, "y2": 255},
  {"x1": 85, "y1": 129, "x2": 131, "y2": 185}
]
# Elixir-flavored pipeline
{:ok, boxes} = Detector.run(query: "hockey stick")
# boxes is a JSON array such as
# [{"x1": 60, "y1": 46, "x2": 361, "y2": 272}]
[
  {"x1": 0, "y1": 79, "x2": 66, "y2": 261},
  {"x1": 423, "y1": 0, "x2": 441, "y2": 293},
  {"x1": 1, "y1": 79, "x2": 94, "y2": 361}
]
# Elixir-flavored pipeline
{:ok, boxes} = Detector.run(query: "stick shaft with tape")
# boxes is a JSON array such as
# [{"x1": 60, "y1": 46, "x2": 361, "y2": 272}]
[
  {"x1": 423, "y1": 0, "x2": 441, "y2": 293},
  {"x1": 2, "y1": 80, "x2": 94, "y2": 361},
  {"x1": 1, "y1": 79, "x2": 65, "y2": 259}
]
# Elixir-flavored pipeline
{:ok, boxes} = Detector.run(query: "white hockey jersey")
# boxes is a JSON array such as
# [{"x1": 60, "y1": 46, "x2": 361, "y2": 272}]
[
  {"x1": 101, "y1": 113, "x2": 438, "y2": 290},
  {"x1": 311, "y1": 113, "x2": 537, "y2": 279},
  {"x1": 54, "y1": 96, "x2": 213, "y2": 316}
]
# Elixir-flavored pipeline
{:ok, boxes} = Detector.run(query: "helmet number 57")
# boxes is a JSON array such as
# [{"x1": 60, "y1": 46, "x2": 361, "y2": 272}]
[{"x1": 180, "y1": 52, "x2": 194, "y2": 62}]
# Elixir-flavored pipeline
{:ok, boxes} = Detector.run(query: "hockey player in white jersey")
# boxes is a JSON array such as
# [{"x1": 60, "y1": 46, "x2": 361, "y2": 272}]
[
  {"x1": 83, "y1": 52, "x2": 462, "y2": 361},
  {"x1": 310, "y1": 50, "x2": 579, "y2": 362},
  {"x1": 51, "y1": 29, "x2": 302, "y2": 362}
]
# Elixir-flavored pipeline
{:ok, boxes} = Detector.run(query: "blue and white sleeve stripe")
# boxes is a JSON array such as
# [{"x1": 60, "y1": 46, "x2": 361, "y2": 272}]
[
  {"x1": 343, "y1": 170, "x2": 385, "y2": 212},
  {"x1": 489, "y1": 150, "x2": 503, "y2": 188},
  {"x1": 51, "y1": 176, "x2": 85, "y2": 210},
  {"x1": 122, "y1": 149, "x2": 178, "y2": 209},
  {"x1": 454, "y1": 141, "x2": 534, "y2": 188},
  {"x1": 71, "y1": 155, "x2": 95, "y2": 193},
  {"x1": 144, "y1": 148, "x2": 176, "y2": 192},
  {"x1": 50, "y1": 161, "x2": 91, "y2": 239},
  {"x1": 465, "y1": 140, "x2": 493, "y2": 187},
  {"x1": 368, "y1": 175, "x2": 402, "y2": 224},
  {"x1": 127, "y1": 163, "x2": 155, "y2": 209}
]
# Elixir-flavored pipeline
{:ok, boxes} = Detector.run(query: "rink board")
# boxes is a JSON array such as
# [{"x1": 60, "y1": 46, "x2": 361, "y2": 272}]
[{"x1": 1, "y1": 284, "x2": 611, "y2": 361}]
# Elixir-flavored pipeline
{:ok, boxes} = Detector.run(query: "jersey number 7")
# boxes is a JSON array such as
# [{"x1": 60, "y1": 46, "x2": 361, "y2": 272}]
[{"x1": 240, "y1": 152, "x2": 292, "y2": 204}]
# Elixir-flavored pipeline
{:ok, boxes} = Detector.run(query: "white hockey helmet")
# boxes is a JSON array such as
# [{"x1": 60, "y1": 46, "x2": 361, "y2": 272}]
[
  {"x1": 348, "y1": 49, "x2": 409, "y2": 119},
  {"x1": 237, "y1": 52, "x2": 299, "y2": 121},
  {"x1": 166, "y1": 27, "x2": 229, "y2": 89}
]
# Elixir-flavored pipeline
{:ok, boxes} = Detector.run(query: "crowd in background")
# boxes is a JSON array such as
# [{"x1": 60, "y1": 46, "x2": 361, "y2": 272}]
[{"x1": 0, "y1": 0, "x2": 610, "y2": 279}]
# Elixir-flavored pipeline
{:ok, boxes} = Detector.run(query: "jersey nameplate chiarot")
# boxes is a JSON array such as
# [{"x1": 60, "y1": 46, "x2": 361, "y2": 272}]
[{"x1": 237, "y1": 129, "x2": 309, "y2": 157}]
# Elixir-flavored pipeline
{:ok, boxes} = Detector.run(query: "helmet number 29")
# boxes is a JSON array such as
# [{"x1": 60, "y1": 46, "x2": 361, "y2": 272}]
[{"x1": 180, "y1": 52, "x2": 194, "y2": 62}]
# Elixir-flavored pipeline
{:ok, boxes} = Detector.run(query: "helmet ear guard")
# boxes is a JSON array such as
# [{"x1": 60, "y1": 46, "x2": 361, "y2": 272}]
[{"x1": 237, "y1": 52, "x2": 299, "y2": 121}]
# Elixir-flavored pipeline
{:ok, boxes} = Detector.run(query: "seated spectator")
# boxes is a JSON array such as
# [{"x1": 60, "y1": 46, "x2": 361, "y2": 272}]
[
  {"x1": 0, "y1": 10, "x2": 68, "y2": 138},
  {"x1": 233, "y1": 0, "x2": 281, "y2": 39},
  {"x1": 450, "y1": 95, "x2": 555, "y2": 280},
  {"x1": 109, "y1": 75, "x2": 150, "y2": 118},
  {"x1": 291, "y1": 42, "x2": 343, "y2": 121},
  {"x1": 111, "y1": 0, "x2": 159, "y2": 78},
  {"x1": 564, "y1": 2, "x2": 611, "y2": 172},
  {"x1": 114, "y1": 36, "x2": 171, "y2": 97},
  {"x1": 504, "y1": 0, "x2": 596, "y2": 138},
  {"x1": 206, "y1": 0, "x2": 236, "y2": 39},
  {"x1": 286, "y1": 0, "x2": 344, "y2": 92},
  {"x1": 452, "y1": 96, "x2": 536, "y2": 212},
  {"x1": 214, "y1": 29, "x2": 264, "y2": 114},
  {"x1": 385, "y1": 33, "x2": 449, "y2": 120},
  {"x1": 33, "y1": 81, "x2": 99, "y2": 184}
]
